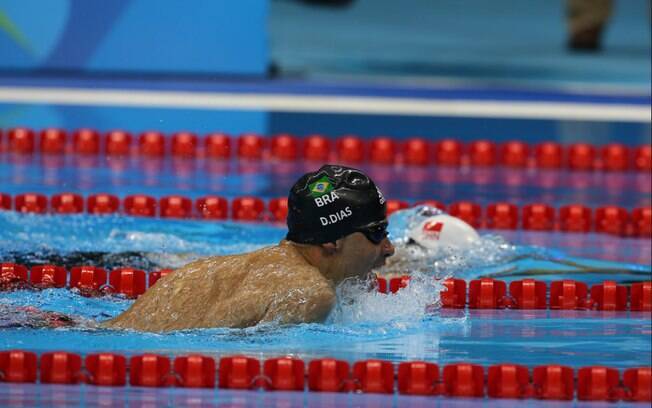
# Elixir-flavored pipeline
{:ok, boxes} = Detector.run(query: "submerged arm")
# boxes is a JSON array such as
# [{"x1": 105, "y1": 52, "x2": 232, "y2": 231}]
[{"x1": 260, "y1": 278, "x2": 336, "y2": 325}]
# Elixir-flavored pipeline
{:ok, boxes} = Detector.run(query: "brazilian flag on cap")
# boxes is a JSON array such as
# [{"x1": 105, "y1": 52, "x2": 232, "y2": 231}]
[{"x1": 309, "y1": 176, "x2": 333, "y2": 197}]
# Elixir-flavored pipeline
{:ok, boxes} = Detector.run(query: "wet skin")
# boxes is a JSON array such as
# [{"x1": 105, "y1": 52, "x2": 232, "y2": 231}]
[{"x1": 102, "y1": 233, "x2": 394, "y2": 332}]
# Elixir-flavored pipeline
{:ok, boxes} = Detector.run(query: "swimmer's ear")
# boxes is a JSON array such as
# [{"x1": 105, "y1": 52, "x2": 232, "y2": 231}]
[{"x1": 320, "y1": 242, "x2": 339, "y2": 255}]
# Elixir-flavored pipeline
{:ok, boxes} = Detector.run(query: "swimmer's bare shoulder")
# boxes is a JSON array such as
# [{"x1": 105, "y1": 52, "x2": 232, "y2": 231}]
[
  {"x1": 100, "y1": 255, "x2": 234, "y2": 331},
  {"x1": 205, "y1": 241, "x2": 336, "y2": 326},
  {"x1": 255, "y1": 244, "x2": 336, "y2": 325},
  {"x1": 102, "y1": 242, "x2": 335, "y2": 331},
  {"x1": 259, "y1": 269, "x2": 336, "y2": 325}
]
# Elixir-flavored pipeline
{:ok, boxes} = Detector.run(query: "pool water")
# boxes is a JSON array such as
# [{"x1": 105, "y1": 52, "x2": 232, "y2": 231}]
[
  {"x1": 1, "y1": 151, "x2": 650, "y2": 406},
  {"x1": 1, "y1": 207, "x2": 650, "y2": 368},
  {"x1": 0, "y1": 0, "x2": 650, "y2": 402},
  {"x1": 2, "y1": 155, "x2": 650, "y2": 208}
]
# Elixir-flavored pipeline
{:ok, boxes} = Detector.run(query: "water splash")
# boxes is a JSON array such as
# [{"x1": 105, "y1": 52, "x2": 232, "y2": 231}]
[
  {"x1": 1, "y1": 207, "x2": 648, "y2": 333},
  {"x1": 329, "y1": 273, "x2": 447, "y2": 325},
  {"x1": 379, "y1": 206, "x2": 546, "y2": 280}
]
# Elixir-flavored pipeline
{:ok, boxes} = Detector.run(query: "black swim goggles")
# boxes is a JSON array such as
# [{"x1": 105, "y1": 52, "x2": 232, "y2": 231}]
[{"x1": 355, "y1": 220, "x2": 389, "y2": 245}]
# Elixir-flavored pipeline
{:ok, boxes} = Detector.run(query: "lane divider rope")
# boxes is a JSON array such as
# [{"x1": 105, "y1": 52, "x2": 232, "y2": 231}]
[
  {"x1": 0, "y1": 350, "x2": 650, "y2": 401},
  {"x1": 1, "y1": 127, "x2": 651, "y2": 172},
  {"x1": 0, "y1": 192, "x2": 650, "y2": 238},
  {"x1": 1, "y1": 263, "x2": 650, "y2": 312}
]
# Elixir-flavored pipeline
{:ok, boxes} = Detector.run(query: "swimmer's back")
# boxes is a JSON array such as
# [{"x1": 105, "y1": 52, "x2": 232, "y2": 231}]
[{"x1": 102, "y1": 242, "x2": 335, "y2": 331}]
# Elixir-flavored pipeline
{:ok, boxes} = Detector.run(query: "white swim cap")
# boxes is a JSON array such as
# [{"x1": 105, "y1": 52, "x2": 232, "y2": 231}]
[{"x1": 407, "y1": 214, "x2": 479, "y2": 250}]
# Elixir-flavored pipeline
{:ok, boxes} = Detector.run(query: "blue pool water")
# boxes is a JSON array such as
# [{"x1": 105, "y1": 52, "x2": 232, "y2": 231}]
[
  {"x1": 1, "y1": 155, "x2": 650, "y2": 208},
  {"x1": 0, "y1": 1, "x2": 650, "y2": 404},
  {"x1": 0, "y1": 207, "x2": 650, "y2": 368},
  {"x1": 1, "y1": 145, "x2": 651, "y2": 408},
  {"x1": 9, "y1": 383, "x2": 642, "y2": 407}
]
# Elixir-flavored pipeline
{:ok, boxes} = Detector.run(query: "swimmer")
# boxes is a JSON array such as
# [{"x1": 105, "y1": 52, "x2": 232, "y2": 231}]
[
  {"x1": 378, "y1": 206, "x2": 480, "y2": 276},
  {"x1": 406, "y1": 208, "x2": 480, "y2": 251},
  {"x1": 101, "y1": 164, "x2": 395, "y2": 331},
  {"x1": 378, "y1": 206, "x2": 651, "y2": 280}
]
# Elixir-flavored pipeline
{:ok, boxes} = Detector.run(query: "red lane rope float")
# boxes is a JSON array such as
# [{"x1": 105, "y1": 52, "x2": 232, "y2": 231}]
[
  {"x1": 1, "y1": 192, "x2": 650, "y2": 238},
  {"x1": 1, "y1": 262, "x2": 651, "y2": 312},
  {"x1": 378, "y1": 277, "x2": 652, "y2": 312},
  {"x1": 0, "y1": 350, "x2": 649, "y2": 401},
  {"x1": 2, "y1": 127, "x2": 651, "y2": 172}
]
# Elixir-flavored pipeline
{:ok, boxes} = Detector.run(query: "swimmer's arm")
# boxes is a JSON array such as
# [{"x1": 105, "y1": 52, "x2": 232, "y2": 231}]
[{"x1": 260, "y1": 279, "x2": 336, "y2": 325}]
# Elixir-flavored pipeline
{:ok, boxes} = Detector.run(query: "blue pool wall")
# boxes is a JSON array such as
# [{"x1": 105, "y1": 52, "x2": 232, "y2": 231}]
[{"x1": 0, "y1": 0, "x2": 269, "y2": 76}]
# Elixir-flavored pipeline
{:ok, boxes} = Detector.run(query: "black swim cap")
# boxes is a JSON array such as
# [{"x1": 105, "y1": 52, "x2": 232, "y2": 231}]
[{"x1": 286, "y1": 164, "x2": 387, "y2": 244}]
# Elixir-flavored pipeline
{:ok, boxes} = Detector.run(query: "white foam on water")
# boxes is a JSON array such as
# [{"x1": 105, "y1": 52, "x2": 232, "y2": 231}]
[
  {"x1": 329, "y1": 273, "x2": 446, "y2": 325},
  {"x1": 5, "y1": 206, "x2": 646, "y2": 332},
  {"x1": 327, "y1": 206, "x2": 541, "y2": 325}
]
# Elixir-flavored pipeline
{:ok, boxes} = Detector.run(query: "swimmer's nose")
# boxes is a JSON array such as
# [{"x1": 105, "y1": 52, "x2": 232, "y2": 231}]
[{"x1": 382, "y1": 237, "x2": 395, "y2": 257}]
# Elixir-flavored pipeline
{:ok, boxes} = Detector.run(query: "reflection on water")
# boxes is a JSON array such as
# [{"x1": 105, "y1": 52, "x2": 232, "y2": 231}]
[
  {"x1": 1, "y1": 284, "x2": 649, "y2": 369},
  {"x1": 0, "y1": 207, "x2": 650, "y2": 369},
  {"x1": 0, "y1": 383, "x2": 453, "y2": 408}
]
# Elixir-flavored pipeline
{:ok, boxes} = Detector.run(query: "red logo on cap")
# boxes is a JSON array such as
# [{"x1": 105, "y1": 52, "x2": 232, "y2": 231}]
[{"x1": 423, "y1": 221, "x2": 444, "y2": 240}]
